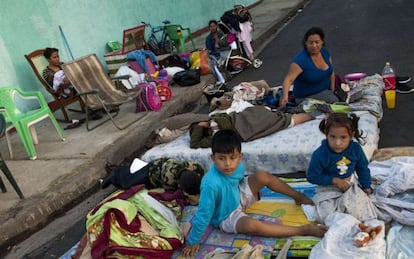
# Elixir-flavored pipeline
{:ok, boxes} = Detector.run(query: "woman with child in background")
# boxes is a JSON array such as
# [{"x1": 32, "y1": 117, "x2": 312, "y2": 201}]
[{"x1": 42, "y1": 47, "x2": 76, "y2": 99}]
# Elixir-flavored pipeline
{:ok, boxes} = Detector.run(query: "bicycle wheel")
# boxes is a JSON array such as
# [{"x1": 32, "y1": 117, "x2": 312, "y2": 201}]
[
  {"x1": 161, "y1": 33, "x2": 172, "y2": 54},
  {"x1": 147, "y1": 36, "x2": 161, "y2": 55}
]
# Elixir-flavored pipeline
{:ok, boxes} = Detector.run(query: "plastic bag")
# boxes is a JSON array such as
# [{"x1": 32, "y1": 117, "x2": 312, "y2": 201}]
[{"x1": 189, "y1": 49, "x2": 211, "y2": 75}]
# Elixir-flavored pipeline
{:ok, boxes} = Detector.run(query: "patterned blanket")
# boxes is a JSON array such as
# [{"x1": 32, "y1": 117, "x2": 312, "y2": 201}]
[
  {"x1": 173, "y1": 197, "x2": 319, "y2": 258},
  {"x1": 347, "y1": 73, "x2": 384, "y2": 119}
]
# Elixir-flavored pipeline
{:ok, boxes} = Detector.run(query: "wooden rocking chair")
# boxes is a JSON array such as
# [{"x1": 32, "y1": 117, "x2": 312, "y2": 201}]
[{"x1": 25, "y1": 49, "x2": 85, "y2": 123}]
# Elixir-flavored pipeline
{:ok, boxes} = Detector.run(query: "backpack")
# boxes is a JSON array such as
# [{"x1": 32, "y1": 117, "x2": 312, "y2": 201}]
[
  {"x1": 166, "y1": 54, "x2": 188, "y2": 69},
  {"x1": 221, "y1": 10, "x2": 242, "y2": 32},
  {"x1": 233, "y1": 4, "x2": 252, "y2": 23},
  {"x1": 136, "y1": 82, "x2": 162, "y2": 112},
  {"x1": 220, "y1": 5, "x2": 252, "y2": 32},
  {"x1": 173, "y1": 68, "x2": 201, "y2": 87}
]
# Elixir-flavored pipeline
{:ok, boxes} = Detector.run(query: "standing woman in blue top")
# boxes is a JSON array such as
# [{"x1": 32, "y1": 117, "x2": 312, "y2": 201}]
[
  {"x1": 307, "y1": 113, "x2": 372, "y2": 194},
  {"x1": 279, "y1": 27, "x2": 339, "y2": 107}
]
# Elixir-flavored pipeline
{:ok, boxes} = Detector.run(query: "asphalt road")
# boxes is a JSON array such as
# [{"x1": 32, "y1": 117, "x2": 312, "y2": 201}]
[
  {"x1": 16, "y1": 0, "x2": 414, "y2": 257},
  {"x1": 232, "y1": 0, "x2": 414, "y2": 148}
]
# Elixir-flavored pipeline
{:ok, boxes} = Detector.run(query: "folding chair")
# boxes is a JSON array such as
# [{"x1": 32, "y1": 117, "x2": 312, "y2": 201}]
[
  {"x1": 0, "y1": 114, "x2": 24, "y2": 198},
  {"x1": 0, "y1": 152, "x2": 25, "y2": 199},
  {"x1": 24, "y1": 49, "x2": 85, "y2": 122},
  {"x1": 62, "y1": 54, "x2": 147, "y2": 131}
]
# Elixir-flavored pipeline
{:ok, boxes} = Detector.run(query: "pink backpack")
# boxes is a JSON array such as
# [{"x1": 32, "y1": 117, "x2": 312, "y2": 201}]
[{"x1": 136, "y1": 82, "x2": 162, "y2": 112}]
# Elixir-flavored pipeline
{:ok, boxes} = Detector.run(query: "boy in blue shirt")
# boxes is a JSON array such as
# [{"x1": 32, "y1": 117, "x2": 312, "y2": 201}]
[{"x1": 182, "y1": 129, "x2": 327, "y2": 257}]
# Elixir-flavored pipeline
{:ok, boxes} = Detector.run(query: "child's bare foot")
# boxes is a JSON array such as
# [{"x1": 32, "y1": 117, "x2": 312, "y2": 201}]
[{"x1": 303, "y1": 224, "x2": 328, "y2": 237}]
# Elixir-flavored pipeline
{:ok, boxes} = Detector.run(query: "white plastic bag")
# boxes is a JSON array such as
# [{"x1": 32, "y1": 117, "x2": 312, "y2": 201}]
[
  {"x1": 115, "y1": 65, "x2": 146, "y2": 89},
  {"x1": 309, "y1": 213, "x2": 386, "y2": 259}
]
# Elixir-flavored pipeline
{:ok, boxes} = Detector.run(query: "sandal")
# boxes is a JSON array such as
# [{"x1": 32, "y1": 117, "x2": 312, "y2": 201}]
[
  {"x1": 88, "y1": 112, "x2": 103, "y2": 120},
  {"x1": 64, "y1": 121, "x2": 81, "y2": 130}
]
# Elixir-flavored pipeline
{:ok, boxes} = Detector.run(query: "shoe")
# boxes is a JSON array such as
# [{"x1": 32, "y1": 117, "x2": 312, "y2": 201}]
[
  {"x1": 99, "y1": 177, "x2": 112, "y2": 189},
  {"x1": 63, "y1": 121, "x2": 81, "y2": 130},
  {"x1": 106, "y1": 106, "x2": 120, "y2": 113},
  {"x1": 397, "y1": 76, "x2": 411, "y2": 84},
  {"x1": 396, "y1": 83, "x2": 414, "y2": 94},
  {"x1": 105, "y1": 162, "x2": 117, "y2": 175},
  {"x1": 88, "y1": 111, "x2": 103, "y2": 120}
]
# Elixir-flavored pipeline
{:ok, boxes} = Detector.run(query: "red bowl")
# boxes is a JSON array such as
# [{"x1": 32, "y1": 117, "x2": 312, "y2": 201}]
[{"x1": 344, "y1": 73, "x2": 367, "y2": 81}]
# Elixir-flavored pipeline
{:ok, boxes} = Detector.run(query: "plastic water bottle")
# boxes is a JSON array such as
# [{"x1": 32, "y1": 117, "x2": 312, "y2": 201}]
[
  {"x1": 382, "y1": 62, "x2": 396, "y2": 90},
  {"x1": 382, "y1": 62, "x2": 396, "y2": 109}
]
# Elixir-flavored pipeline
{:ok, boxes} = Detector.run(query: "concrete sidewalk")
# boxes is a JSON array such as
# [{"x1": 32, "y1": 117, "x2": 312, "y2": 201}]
[{"x1": 0, "y1": 0, "x2": 309, "y2": 255}]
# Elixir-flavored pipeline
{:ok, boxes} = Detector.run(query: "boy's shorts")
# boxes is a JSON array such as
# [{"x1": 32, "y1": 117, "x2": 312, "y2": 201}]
[{"x1": 219, "y1": 177, "x2": 258, "y2": 234}]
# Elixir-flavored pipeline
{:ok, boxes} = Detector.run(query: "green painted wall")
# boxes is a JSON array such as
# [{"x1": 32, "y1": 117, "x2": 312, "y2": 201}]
[{"x1": 0, "y1": 0, "x2": 255, "y2": 103}]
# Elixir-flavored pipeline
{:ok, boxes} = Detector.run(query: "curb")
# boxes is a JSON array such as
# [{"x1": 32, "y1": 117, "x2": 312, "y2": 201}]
[{"x1": 0, "y1": 76, "x2": 214, "y2": 256}]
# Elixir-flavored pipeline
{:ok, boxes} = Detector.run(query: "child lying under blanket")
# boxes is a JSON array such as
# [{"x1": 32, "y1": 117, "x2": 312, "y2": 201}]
[
  {"x1": 190, "y1": 105, "x2": 312, "y2": 148},
  {"x1": 152, "y1": 105, "x2": 312, "y2": 148}
]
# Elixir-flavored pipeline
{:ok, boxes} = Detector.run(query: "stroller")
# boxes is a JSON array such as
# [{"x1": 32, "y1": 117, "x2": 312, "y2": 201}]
[{"x1": 218, "y1": 6, "x2": 263, "y2": 75}]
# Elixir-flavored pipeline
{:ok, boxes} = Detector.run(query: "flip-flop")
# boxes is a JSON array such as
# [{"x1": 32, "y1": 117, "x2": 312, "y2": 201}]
[
  {"x1": 64, "y1": 121, "x2": 81, "y2": 130},
  {"x1": 89, "y1": 112, "x2": 103, "y2": 120}
]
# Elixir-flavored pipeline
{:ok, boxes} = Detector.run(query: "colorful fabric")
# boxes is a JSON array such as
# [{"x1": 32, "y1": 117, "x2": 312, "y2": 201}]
[
  {"x1": 175, "y1": 199, "x2": 316, "y2": 259},
  {"x1": 148, "y1": 158, "x2": 205, "y2": 191},
  {"x1": 273, "y1": 237, "x2": 321, "y2": 258},
  {"x1": 86, "y1": 185, "x2": 184, "y2": 258},
  {"x1": 126, "y1": 49, "x2": 158, "y2": 74},
  {"x1": 245, "y1": 201, "x2": 312, "y2": 227}
]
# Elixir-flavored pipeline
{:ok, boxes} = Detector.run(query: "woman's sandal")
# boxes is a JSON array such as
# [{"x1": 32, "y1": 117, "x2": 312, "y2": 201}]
[{"x1": 64, "y1": 121, "x2": 81, "y2": 130}]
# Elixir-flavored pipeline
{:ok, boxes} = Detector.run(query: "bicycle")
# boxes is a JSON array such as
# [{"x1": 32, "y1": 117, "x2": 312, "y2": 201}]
[{"x1": 141, "y1": 20, "x2": 172, "y2": 55}]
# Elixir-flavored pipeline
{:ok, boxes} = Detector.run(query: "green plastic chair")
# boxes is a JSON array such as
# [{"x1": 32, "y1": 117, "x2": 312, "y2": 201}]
[
  {"x1": 0, "y1": 86, "x2": 65, "y2": 160},
  {"x1": 163, "y1": 24, "x2": 195, "y2": 54}
]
